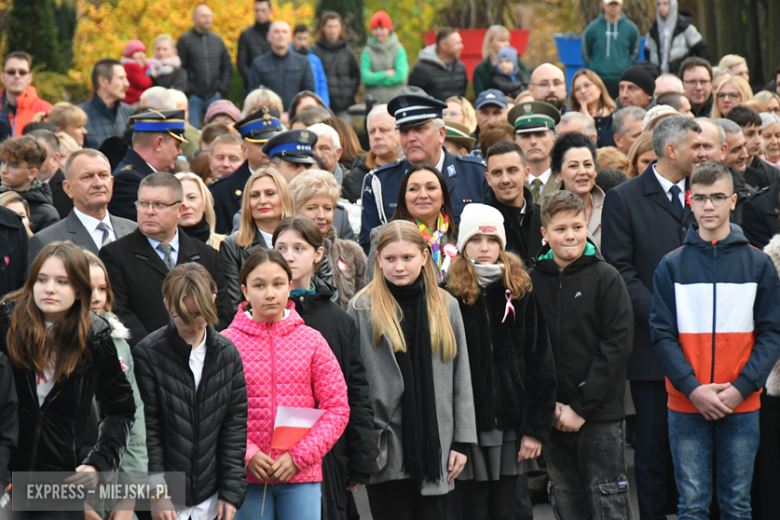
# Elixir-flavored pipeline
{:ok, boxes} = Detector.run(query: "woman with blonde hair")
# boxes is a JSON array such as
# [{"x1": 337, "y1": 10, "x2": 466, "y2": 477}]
[
  {"x1": 719, "y1": 54, "x2": 749, "y2": 82},
  {"x1": 596, "y1": 146, "x2": 631, "y2": 176},
  {"x1": 289, "y1": 169, "x2": 367, "y2": 309},
  {"x1": 220, "y1": 168, "x2": 293, "y2": 308},
  {"x1": 570, "y1": 69, "x2": 616, "y2": 147},
  {"x1": 445, "y1": 96, "x2": 478, "y2": 134},
  {"x1": 347, "y1": 220, "x2": 476, "y2": 520},
  {"x1": 626, "y1": 132, "x2": 656, "y2": 178},
  {"x1": 711, "y1": 74, "x2": 753, "y2": 119},
  {"x1": 755, "y1": 91, "x2": 780, "y2": 115},
  {"x1": 56, "y1": 132, "x2": 81, "y2": 169},
  {"x1": 174, "y1": 172, "x2": 226, "y2": 250},
  {"x1": 242, "y1": 87, "x2": 285, "y2": 119},
  {"x1": 0, "y1": 191, "x2": 32, "y2": 235},
  {"x1": 472, "y1": 25, "x2": 530, "y2": 97},
  {"x1": 47, "y1": 102, "x2": 89, "y2": 147}
]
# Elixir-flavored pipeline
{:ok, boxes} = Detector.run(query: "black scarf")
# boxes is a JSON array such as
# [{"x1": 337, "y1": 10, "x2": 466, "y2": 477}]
[
  {"x1": 181, "y1": 217, "x2": 211, "y2": 244},
  {"x1": 386, "y1": 275, "x2": 442, "y2": 490}
]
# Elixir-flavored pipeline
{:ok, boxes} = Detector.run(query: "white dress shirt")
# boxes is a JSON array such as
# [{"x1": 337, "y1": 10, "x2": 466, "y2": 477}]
[
  {"x1": 73, "y1": 208, "x2": 117, "y2": 250},
  {"x1": 257, "y1": 228, "x2": 273, "y2": 248},
  {"x1": 435, "y1": 148, "x2": 446, "y2": 175},
  {"x1": 147, "y1": 230, "x2": 180, "y2": 266},
  {"x1": 653, "y1": 164, "x2": 686, "y2": 206},
  {"x1": 189, "y1": 332, "x2": 207, "y2": 391}
]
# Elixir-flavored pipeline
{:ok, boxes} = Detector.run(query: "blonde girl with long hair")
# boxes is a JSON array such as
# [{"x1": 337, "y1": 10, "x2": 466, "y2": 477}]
[{"x1": 347, "y1": 220, "x2": 477, "y2": 520}]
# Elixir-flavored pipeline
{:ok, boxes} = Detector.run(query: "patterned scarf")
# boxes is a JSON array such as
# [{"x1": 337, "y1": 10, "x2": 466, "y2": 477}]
[{"x1": 415, "y1": 212, "x2": 449, "y2": 273}]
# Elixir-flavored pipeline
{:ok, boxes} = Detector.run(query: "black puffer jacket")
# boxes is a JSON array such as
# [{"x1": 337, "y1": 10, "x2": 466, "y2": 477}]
[
  {"x1": 7, "y1": 179, "x2": 59, "y2": 233},
  {"x1": 407, "y1": 44, "x2": 468, "y2": 101},
  {"x1": 455, "y1": 281, "x2": 556, "y2": 441},
  {"x1": 177, "y1": 29, "x2": 233, "y2": 99},
  {"x1": 311, "y1": 40, "x2": 360, "y2": 113},
  {"x1": 290, "y1": 278, "x2": 377, "y2": 520},
  {"x1": 529, "y1": 244, "x2": 634, "y2": 422},
  {"x1": 237, "y1": 22, "x2": 272, "y2": 88},
  {"x1": 0, "y1": 302, "x2": 135, "y2": 473},
  {"x1": 343, "y1": 155, "x2": 371, "y2": 203},
  {"x1": 133, "y1": 323, "x2": 248, "y2": 508}
]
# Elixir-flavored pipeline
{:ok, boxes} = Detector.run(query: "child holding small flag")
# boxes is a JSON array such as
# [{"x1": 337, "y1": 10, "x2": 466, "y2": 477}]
[{"x1": 224, "y1": 249, "x2": 349, "y2": 520}]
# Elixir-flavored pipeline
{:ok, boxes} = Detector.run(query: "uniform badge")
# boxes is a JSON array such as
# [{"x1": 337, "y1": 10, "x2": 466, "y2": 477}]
[
  {"x1": 399, "y1": 97, "x2": 407, "y2": 107},
  {"x1": 524, "y1": 104, "x2": 532, "y2": 113},
  {"x1": 235, "y1": 190, "x2": 242, "y2": 196},
  {"x1": 300, "y1": 130, "x2": 310, "y2": 142},
  {"x1": 447, "y1": 164, "x2": 456, "y2": 177}
]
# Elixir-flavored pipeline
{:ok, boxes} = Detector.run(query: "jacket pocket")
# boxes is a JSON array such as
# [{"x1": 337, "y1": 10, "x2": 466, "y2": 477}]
[{"x1": 598, "y1": 477, "x2": 631, "y2": 520}]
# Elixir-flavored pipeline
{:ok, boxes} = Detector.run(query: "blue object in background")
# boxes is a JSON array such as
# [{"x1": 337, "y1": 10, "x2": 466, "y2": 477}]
[{"x1": 554, "y1": 33, "x2": 645, "y2": 98}]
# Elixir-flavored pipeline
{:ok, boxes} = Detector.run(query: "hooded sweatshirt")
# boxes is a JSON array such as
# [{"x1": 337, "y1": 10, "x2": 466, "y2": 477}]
[
  {"x1": 361, "y1": 32, "x2": 409, "y2": 103},
  {"x1": 582, "y1": 13, "x2": 641, "y2": 84},
  {"x1": 407, "y1": 44, "x2": 468, "y2": 101}
]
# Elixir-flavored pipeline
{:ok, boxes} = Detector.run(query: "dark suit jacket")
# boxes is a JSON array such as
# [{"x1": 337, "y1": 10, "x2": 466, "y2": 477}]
[
  {"x1": 209, "y1": 160, "x2": 251, "y2": 235},
  {"x1": 601, "y1": 164, "x2": 696, "y2": 381},
  {"x1": 47, "y1": 170, "x2": 73, "y2": 220},
  {"x1": 742, "y1": 181, "x2": 780, "y2": 250},
  {"x1": 108, "y1": 148, "x2": 155, "y2": 221},
  {"x1": 28, "y1": 209, "x2": 137, "y2": 267},
  {"x1": 99, "y1": 227, "x2": 233, "y2": 346}
]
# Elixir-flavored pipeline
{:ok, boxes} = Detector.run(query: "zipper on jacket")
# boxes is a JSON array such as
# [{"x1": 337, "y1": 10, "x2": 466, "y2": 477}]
[
  {"x1": 269, "y1": 327, "x2": 277, "y2": 460},
  {"x1": 481, "y1": 288, "x2": 493, "y2": 360},
  {"x1": 710, "y1": 246, "x2": 717, "y2": 383},
  {"x1": 552, "y1": 271, "x2": 565, "y2": 397},
  {"x1": 191, "y1": 379, "x2": 200, "y2": 501},
  {"x1": 203, "y1": 35, "x2": 211, "y2": 94}
]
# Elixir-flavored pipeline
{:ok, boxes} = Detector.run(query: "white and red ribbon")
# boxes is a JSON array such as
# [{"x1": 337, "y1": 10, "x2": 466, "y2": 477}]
[
  {"x1": 502, "y1": 290, "x2": 516, "y2": 323},
  {"x1": 441, "y1": 243, "x2": 459, "y2": 275}
]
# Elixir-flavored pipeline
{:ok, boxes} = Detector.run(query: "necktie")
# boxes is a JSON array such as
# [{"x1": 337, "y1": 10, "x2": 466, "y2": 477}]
[
  {"x1": 531, "y1": 178, "x2": 543, "y2": 203},
  {"x1": 156, "y1": 243, "x2": 175, "y2": 271},
  {"x1": 669, "y1": 185, "x2": 684, "y2": 217},
  {"x1": 96, "y1": 222, "x2": 112, "y2": 247}
]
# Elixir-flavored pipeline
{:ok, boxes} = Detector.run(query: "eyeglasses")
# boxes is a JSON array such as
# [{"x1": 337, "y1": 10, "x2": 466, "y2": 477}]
[
  {"x1": 574, "y1": 81, "x2": 595, "y2": 92},
  {"x1": 442, "y1": 110, "x2": 462, "y2": 118},
  {"x1": 3, "y1": 69, "x2": 29, "y2": 76},
  {"x1": 683, "y1": 79, "x2": 711, "y2": 87},
  {"x1": 717, "y1": 92, "x2": 741, "y2": 101},
  {"x1": 771, "y1": 107, "x2": 780, "y2": 115},
  {"x1": 135, "y1": 200, "x2": 181, "y2": 211},
  {"x1": 531, "y1": 81, "x2": 565, "y2": 89},
  {"x1": 690, "y1": 194, "x2": 733, "y2": 207}
]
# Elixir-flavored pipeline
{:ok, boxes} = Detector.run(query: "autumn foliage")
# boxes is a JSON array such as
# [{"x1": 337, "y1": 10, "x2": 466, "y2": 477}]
[{"x1": 72, "y1": 0, "x2": 314, "y2": 90}]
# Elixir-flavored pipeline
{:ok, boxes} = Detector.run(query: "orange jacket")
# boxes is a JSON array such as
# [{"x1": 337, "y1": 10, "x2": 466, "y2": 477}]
[{"x1": 3, "y1": 86, "x2": 53, "y2": 136}]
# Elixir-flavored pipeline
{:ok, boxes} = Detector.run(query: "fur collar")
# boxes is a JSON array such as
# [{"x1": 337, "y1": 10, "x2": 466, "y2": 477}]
[{"x1": 101, "y1": 311, "x2": 131, "y2": 340}]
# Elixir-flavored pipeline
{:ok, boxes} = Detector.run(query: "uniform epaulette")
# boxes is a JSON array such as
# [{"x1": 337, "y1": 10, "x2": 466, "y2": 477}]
[
  {"x1": 121, "y1": 165, "x2": 132, "y2": 171},
  {"x1": 370, "y1": 159, "x2": 403, "y2": 176},
  {"x1": 455, "y1": 154, "x2": 487, "y2": 166},
  {"x1": 210, "y1": 176, "x2": 221, "y2": 184}
]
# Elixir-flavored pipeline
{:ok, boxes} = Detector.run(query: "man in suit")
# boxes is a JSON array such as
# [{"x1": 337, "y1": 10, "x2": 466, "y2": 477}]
[
  {"x1": 601, "y1": 116, "x2": 707, "y2": 520},
  {"x1": 100, "y1": 172, "x2": 232, "y2": 345},
  {"x1": 28, "y1": 129, "x2": 73, "y2": 219},
  {"x1": 484, "y1": 140, "x2": 544, "y2": 266},
  {"x1": 360, "y1": 94, "x2": 492, "y2": 253},
  {"x1": 29, "y1": 149, "x2": 136, "y2": 265},
  {"x1": 507, "y1": 101, "x2": 561, "y2": 204},
  {"x1": 108, "y1": 109, "x2": 186, "y2": 221},
  {"x1": 210, "y1": 107, "x2": 282, "y2": 234}
]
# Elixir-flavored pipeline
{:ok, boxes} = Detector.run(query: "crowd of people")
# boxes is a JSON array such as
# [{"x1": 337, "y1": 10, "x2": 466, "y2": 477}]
[{"x1": 2, "y1": 1, "x2": 780, "y2": 520}]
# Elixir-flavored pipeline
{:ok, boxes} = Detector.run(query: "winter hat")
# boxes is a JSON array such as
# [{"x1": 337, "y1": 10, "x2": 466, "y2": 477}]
[
  {"x1": 642, "y1": 104, "x2": 680, "y2": 132},
  {"x1": 456, "y1": 203, "x2": 507, "y2": 252},
  {"x1": 497, "y1": 46, "x2": 518, "y2": 63},
  {"x1": 123, "y1": 40, "x2": 146, "y2": 58},
  {"x1": 204, "y1": 100, "x2": 242, "y2": 124},
  {"x1": 619, "y1": 64, "x2": 657, "y2": 97},
  {"x1": 370, "y1": 11, "x2": 393, "y2": 30}
]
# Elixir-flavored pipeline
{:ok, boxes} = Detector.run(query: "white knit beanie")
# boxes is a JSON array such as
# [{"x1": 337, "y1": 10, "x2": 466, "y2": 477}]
[{"x1": 456, "y1": 203, "x2": 507, "y2": 251}]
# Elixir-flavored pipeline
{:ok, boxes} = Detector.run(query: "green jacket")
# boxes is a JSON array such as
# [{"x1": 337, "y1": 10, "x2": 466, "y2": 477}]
[
  {"x1": 360, "y1": 33, "x2": 409, "y2": 103},
  {"x1": 473, "y1": 57, "x2": 530, "y2": 98},
  {"x1": 582, "y1": 14, "x2": 640, "y2": 84}
]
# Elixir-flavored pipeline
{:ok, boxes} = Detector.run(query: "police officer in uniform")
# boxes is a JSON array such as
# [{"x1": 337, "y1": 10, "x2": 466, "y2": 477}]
[
  {"x1": 359, "y1": 94, "x2": 492, "y2": 253},
  {"x1": 507, "y1": 101, "x2": 562, "y2": 204},
  {"x1": 108, "y1": 109, "x2": 187, "y2": 221},
  {"x1": 210, "y1": 107, "x2": 283, "y2": 234},
  {"x1": 742, "y1": 180, "x2": 780, "y2": 249},
  {"x1": 262, "y1": 128, "x2": 319, "y2": 183}
]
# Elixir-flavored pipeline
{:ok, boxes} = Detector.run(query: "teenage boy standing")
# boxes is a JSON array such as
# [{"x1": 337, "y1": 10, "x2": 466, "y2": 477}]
[
  {"x1": 650, "y1": 161, "x2": 780, "y2": 518},
  {"x1": 530, "y1": 190, "x2": 634, "y2": 519}
]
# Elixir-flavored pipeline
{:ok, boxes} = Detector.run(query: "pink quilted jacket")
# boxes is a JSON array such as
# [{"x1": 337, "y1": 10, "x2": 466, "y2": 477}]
[{"x1": 222, "y1": 301, "x2": 349, "y2": 484}]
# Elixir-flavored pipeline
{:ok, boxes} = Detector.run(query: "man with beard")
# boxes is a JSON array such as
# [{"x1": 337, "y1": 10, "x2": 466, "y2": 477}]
[{"x1": 529, "y1": 63, "x2": 568, "y2": 113}]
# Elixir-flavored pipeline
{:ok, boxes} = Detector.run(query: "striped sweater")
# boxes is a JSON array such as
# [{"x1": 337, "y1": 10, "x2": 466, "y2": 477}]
[{"x1": 650, "y1": 225, "x2": 780, "y2": 414}]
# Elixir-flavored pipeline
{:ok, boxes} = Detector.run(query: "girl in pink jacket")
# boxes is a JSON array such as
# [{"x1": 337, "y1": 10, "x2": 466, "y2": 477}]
[{"x1": 224, "y1": 248, "x2": 349, "y2": 520}]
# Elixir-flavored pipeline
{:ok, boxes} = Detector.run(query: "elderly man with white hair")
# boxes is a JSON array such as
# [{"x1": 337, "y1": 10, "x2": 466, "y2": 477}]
[
  {"x1": 556, "y1": 111, "x2": 597, "y2": 143},
  {"x1": 308, "y1": 123, "x2": 347, "y2": 186},
  {"x1": 343, "y1": 104, "x2": 401, "y2": 203}
]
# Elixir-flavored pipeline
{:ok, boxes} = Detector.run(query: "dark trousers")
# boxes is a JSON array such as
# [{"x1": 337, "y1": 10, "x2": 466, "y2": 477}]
[
  {"x1": 544, "y1": 420, "x2": 632, "y2": 520},
  {"x1": 631, "y1": 380, "x2": 678, "y2": 520},
  {"x1": 457, "y1": 476, "x2": 517, "y2": 520},
  {"x1": 366, "y1": 479, "x2": 449, "y2": 520}
]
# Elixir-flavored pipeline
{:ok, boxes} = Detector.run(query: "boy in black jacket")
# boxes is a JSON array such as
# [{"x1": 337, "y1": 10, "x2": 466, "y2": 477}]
[{"x1": 529, "y1": 191, "x2": 634, "y2": 519}]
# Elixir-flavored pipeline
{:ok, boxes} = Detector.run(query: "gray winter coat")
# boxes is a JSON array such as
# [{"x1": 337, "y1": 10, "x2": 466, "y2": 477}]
[{"x1": 346, "y1": 290, "x2": 477, "y2": 495}]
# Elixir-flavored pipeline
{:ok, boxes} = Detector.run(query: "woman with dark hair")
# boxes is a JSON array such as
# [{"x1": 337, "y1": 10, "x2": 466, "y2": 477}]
[
  {"x1": 551, "y1": 132, "x2": 605, "y2": 249},
  {"x1": 311, "y1": 12, "x2": 361, "y2": 117},
  {"x1": 273, "y1": 216, "x2": 377, "y2": 520},
  {"x1": 367, "y1": 164, "x2": 458, "y2": 282},
  {"x1": 323, "y1": 116, "x2": 366, "y2": 168},
  {"x1": 289, "y1": 90, "x2": 332, "y2": 122},
  {"x1": 0, "y1": 242, "x2": 135, "y2": 519}
]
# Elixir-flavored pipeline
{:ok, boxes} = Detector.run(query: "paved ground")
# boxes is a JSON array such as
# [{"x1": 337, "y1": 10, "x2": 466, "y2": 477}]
[{"x1": 352, "y1": 446, "x2": 657, "y2": 519}]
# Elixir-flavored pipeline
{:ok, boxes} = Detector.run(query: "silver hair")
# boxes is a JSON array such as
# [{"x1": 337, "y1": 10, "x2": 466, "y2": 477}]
[
  {"x1": 558, "y1": 111, "x2": 596, "y2": 137},
  {"x1": 308, "y1": 123, "x2": 341, "y2": 150},
  {"x1": 367, "y1": 104, "x2": 390, "y2": 127},
  {"x1": 713, "y1": 118, "x2": 742, "y2": 136},
  {"x1": 651, "y1": 116, "x2": 701, "y2": 157},
  {"x1": 139, "y1": 86, "x2": 176, "y2": 110},
  {"x1": 695, "y1": 117, "x2": 726, "y2": 148},
  {"x1": 432, "y1": 118, "x2": 445, "y2": 132},
  {"x1": 760, "y1": 112, "x2": 780, "y2": 130},
  {"x1": 613, "y1": 106, "x2": 647, "y2": 136}
]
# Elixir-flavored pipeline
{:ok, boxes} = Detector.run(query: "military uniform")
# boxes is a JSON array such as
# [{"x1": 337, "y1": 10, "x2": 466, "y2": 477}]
[
  {"x1": 108, "y1": 110, "x2": 187, "y2": 221},
  {"x1": 210, "y1": 107, "x2": 283, "y2": 234},
  {"x1": 742, "y1": 181, "x2": 780, "y2": 249}
]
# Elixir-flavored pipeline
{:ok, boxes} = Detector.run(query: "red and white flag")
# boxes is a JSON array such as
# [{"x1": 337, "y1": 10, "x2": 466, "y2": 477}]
[{"x1": 270, "y1": 406, "x2": 326, "y2": 451}]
